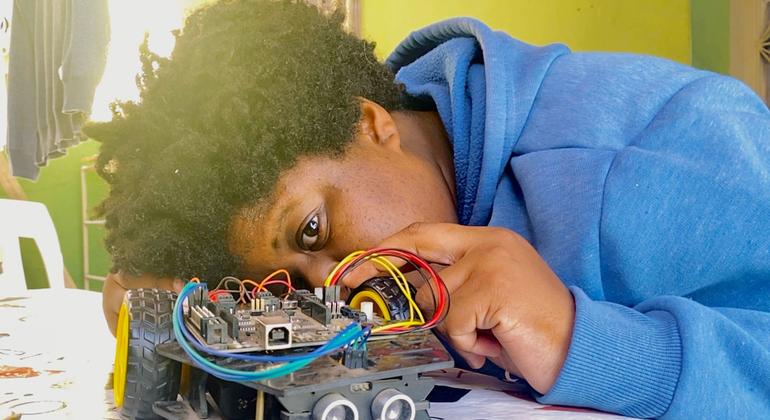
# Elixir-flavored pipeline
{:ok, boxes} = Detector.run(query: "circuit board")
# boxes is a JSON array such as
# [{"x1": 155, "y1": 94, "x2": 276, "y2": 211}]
[{"x1": 184, "y1": 284, "x2": 393, "y2": 353}]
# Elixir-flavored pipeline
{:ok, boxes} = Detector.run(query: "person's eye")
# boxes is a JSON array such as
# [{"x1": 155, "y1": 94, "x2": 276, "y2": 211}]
[{"x1": 297, "y1": 213, "x2": 322, "y2": 251}]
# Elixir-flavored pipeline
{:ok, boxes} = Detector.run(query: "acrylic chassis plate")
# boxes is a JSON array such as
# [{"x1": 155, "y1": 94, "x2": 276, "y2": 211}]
[{"x1": 155, "y1": 329, "x2": 453, "y2": 397}]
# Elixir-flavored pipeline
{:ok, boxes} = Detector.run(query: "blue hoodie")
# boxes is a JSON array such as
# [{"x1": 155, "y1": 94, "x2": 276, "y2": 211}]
[{"x1": 387, "y1": 18, "x2": 770, "y2": 418}]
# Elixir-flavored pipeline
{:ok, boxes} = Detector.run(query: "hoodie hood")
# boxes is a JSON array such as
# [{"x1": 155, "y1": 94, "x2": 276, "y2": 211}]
[{"x1": 386, "y1": 18, "x2": 569, "y2": 225}]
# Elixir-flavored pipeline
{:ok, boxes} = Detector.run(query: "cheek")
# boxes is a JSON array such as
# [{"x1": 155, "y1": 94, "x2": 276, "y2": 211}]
[
  {"x1": 330, "y1": 181, "x2": 455, "y2": 251},
  {"x1": 331, "y1": 187, "x2": 402, "y2": 249}
]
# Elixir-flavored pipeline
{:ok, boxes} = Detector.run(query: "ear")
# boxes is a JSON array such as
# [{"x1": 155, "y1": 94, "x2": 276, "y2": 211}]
[{"x1": 355, "y1": 98, "x2": 402, "y2": 152}]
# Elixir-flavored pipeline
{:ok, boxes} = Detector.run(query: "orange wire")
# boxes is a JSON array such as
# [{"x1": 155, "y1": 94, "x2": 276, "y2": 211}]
[
  {"x1": 241, "y1": 279, "x2": 261, "y2": 290},
  {"x1": 258, "y1": 269, "x2": 292, "y2": 291}
]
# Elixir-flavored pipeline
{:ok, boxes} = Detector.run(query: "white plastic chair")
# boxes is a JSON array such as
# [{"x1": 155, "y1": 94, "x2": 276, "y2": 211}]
[{"x1": 0, "y1": 198, "x2": 65, "y2": 292}]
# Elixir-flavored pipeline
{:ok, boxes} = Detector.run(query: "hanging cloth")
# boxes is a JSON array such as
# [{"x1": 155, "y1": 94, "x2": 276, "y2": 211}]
[{"x1": 6, "y1": 0, "x2": 109, "y2": 180}]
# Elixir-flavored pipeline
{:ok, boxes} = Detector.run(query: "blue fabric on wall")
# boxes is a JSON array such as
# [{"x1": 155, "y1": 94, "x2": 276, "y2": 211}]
[{"x1": 388, "y1": 18, "x2": 770, "y2": 418}]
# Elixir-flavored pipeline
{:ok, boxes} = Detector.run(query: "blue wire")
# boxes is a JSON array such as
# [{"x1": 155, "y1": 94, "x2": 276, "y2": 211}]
[
  {"x1": 173, "y1": 283, "x2": 362, "y2": 375},
  {"x1": 172, "y1": 282, "x2": 365, "y2": 382},
  {"x1": 173, "y1": 287, "x2": 360, "y2": 382},
  {"x1": 174, "y1": 282, "x2": 362, "y2": 361}
]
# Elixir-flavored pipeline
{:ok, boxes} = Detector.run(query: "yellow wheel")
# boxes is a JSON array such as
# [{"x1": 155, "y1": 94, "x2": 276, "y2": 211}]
[
  {"x1": 113, "y1": 302, "x2": 130, "y2": 407},
  {"x1": 348, "y1": 277, "x2": 414, "y2": 321},
  {"x1": 349, "y1": 289, "x2": 392, "y2": 321}
]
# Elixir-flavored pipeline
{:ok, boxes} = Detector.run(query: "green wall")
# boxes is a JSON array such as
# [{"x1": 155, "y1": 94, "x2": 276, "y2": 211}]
[{"x1": 691, "y1": 0, "x2": 730, "y2": 74}]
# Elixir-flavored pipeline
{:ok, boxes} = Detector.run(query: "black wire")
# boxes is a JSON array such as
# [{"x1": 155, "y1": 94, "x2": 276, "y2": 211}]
[{"x1": 337, "y1": 249, "x2": 448, "y2": 330}]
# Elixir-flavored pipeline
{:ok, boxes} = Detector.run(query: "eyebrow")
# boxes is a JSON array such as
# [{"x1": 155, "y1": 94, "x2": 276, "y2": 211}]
[{"x1": 271, "y1": 200, "x2": 299, "y2": 251}]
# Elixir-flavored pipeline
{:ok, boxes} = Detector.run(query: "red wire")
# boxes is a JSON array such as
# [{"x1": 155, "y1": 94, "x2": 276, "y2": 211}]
[
  {"x1": 203, "y1": 249, "x2": 447, "y2": 334},
  {"x1": 328, "y1": 248, "x2": 448, "y2": 332},
  {"x1": 209, "y1": 289, "x2": 234, "y2": 302}
]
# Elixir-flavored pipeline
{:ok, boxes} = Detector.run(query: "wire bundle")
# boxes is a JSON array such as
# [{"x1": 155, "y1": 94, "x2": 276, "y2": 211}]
[
  {"x1": 203, "y1": 270, "x2": 295, "y2": 304},
  {"x1": 172, "y1": 282, "x2": 366, "y2": 382},
  {"x1": 324, "y1": 248, "x2": 449, "y2": 335},
  {"x1": 172, "y1": 248, "x2": 447, "y2": 382}
]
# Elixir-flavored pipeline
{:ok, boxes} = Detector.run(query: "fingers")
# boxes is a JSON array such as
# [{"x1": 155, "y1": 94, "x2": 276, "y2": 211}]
[
  {"x1": 456, "y1": 349, "x2": 486, "y2": 370},
  {"x1": 342, "y1": 255, "x2": 410, "y2": 289},
  {"x1": 488, "y1": 353, "x2": 522, "y2": 379},
  {"x1": 342, "y1": 222, "x2": 485, "y2": 288},
  {"x1": 412, "y1": 261, "x2": 471, "y2": 314},
  {"x1": 447, "y1": 329, "x2": 504, "y2": 370},
  {"x1": 448, "y1": 333, "x2": 504, "y2": 371},
  {"x1": 440, "y1": 276, "x2": 515, "y2": 373},
  {"x1": 442, "y1": 282, "x2": 489, "y2": 355}
]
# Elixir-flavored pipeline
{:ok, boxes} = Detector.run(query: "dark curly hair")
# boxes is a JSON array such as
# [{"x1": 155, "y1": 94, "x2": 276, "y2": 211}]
[{"x1": 84, "y1": 0, "x2": 403, "y2": 282}]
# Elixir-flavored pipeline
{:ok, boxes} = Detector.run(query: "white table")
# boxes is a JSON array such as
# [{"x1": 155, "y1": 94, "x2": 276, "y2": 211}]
[
  {"x1": 0, "y1": 289, "x2": 631, "y2": 419},
  {"x1": 0, "y1": 289, "x2": 117, "y2": 419}
]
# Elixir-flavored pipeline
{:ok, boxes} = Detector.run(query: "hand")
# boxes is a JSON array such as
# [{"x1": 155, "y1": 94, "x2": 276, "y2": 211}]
[
  {"x1": 102, "y1": 272, "x2": 183, "y2": 336},
  {"x1": 342, "y1": 223, "x2": 575, "y2": 394}
]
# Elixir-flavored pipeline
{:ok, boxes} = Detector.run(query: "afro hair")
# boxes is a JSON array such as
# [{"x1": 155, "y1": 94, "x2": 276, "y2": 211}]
[{"x1": 84, "y1": 0, "x2": 404, "y2": 282}]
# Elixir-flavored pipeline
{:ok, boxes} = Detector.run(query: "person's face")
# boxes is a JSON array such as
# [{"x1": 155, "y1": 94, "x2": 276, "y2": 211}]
[{"x1": 229, "y1": 101, "x2": 457, "y2": 287}]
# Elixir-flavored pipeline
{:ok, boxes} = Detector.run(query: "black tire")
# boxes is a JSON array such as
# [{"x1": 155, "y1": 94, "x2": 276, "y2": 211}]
[
  {"x1": 350, "y1": 276, "x2": 415, "y2": 321},
  {"x1": 121, "y1": 289, "x2": 181, "y2": 420}
]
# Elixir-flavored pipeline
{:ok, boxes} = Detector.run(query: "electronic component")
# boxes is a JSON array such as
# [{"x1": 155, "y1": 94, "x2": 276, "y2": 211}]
[
  {"x1": 219, "y1": 310, "x2": 240, "y2": 340},
  {"x1": 341, "y1": 345, "x2": 368, "y2": 369},
  {"x1": 189, "y1": 305, "x2": 227, "y2": 345},
  {"x1": 371, "y1": 388, "x2": 416, "y2": 420},
  {"x1": 179, "y1": 283, "x2": 377, "y2": 352},
  {"x1": 324, "y1": 285, "x2": 341, "y2": 303},
  {"x1": 253, "y1": 315, "x2": 292, "y2": 350},
  {"x1": 312, "y1": 393, "x2": 359, "y2": 420},
  {"x1": 122, "y1": 247, "x2": 451, "y2": 420},
  {"x1": 235, "y1": 311, "x2": 256, "y2": 337},
  {"x1": 349, "y1": 277, "x2": 416, "y2": 321},
  {"x1": 180, "y1": 248, "x2": 448, "y2": 362},
  {"x1": 340, "y1": 305, "x2": 367, "y2": 323},
  {"x1": 182, "y1": 275, "x2": 439, "y2": 354},
  {"x1": 360, "y1": 301, "x2": 374, "y2": 321},
  {"x1": 212, "y1": 294, "x2": 236, "y2": 314},
  {"x1": 291, "y1": 289, "x2": 332, "y2": 326},
  {"x1": 253, "y1": 290, "x2": 280, "y2": 313}
]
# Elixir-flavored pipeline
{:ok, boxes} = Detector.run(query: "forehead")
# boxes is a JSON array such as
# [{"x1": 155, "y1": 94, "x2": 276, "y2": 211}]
[{"x1": 228, "y1": 156, "x2": 340, "y2": 273}]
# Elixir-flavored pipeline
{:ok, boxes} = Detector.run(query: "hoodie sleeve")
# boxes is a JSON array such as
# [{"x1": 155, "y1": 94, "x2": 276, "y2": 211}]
[
  {"x1": 537, "y1": 75, "x2": 770, "y2": 418},
  {"x1": 60, "y1": 0, "x2": 110, "y2": 115},
  {"x1": 539, "y1": 288, "x2": 770, "y2": 418}
]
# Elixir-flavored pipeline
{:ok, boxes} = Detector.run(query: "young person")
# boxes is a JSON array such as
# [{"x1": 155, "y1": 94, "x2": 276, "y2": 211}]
[{"x1": 90, "y1": 1, "x2": 770, "y2": 417}]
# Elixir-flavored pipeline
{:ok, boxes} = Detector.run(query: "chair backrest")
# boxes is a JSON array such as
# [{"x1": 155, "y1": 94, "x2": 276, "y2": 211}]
[{"x1": 0, "y1": 199, "x2": 65, "y2": 292}]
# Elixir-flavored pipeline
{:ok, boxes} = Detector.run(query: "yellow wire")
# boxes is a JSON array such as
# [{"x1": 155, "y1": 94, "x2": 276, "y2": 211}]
[
  {"x1": 324, "y1": 251, "x2": 364, "y2": 286},
  {"x1": 325, "y1": 251, "x2": 425, "y2": 326},
  {"x1": 368, "y1": 256, "x2": 422, "y2": 323},
  {"x1": 353, "y1": 253, "x2": 423, "y2": 323},
  {"x1": 371, "y1": 321, "x2": 423, "y2": 334},
  {"x1": 369, "y1": 255, "x2": 424, "y2": 323}
]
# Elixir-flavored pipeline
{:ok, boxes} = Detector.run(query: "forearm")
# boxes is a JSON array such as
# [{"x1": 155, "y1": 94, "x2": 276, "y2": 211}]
[{"x1": 538, "y1": 287, "x2": 770, "y2": 418}]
